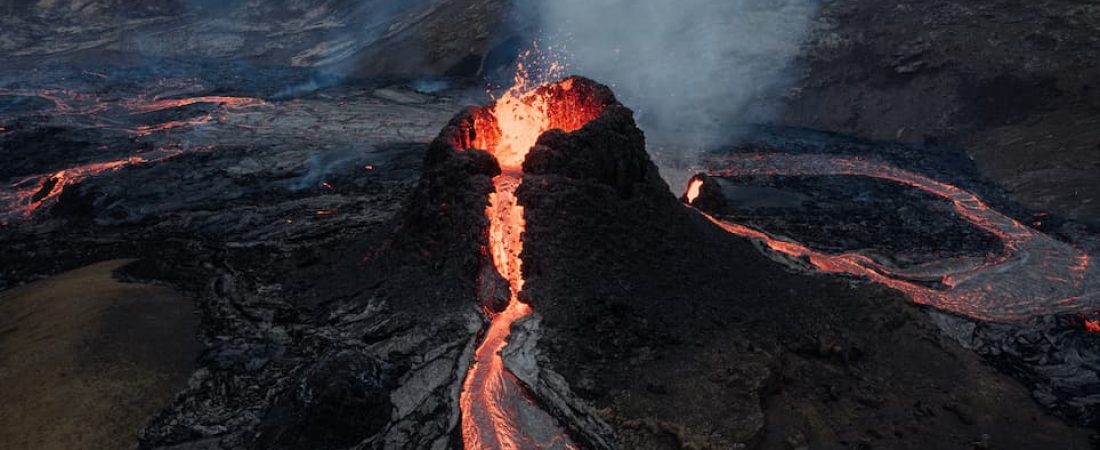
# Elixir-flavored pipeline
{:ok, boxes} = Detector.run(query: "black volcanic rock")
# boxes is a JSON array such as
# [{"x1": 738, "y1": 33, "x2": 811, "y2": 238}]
[
  {"x1": 680, "y1": 173, "x2": 728, "y2": 215},
  {"x1": 525, "y1": 105, "x2": 658, "y2": 197},
  {"x1": 377, "y1": 106, "x2": 500, "y2": 315},
  {"x1": 788, "y1": 0, "x2": 1100, "y2": 224},
  {"x1": 0, "y1": 126, "x2": 100, "y2": 180},
  {"x1": 515, "y1": 80, "x2": 1095, "y2": 449},
  {"x1": 3, "y1": 62, "x2": 1095, "y2": 450},
  {"x1": 0, "y1": 0, "x2": 510, "y2": 77},
  {"x1": 257, "y1": 351, "x2": 394, "y2": 450}
]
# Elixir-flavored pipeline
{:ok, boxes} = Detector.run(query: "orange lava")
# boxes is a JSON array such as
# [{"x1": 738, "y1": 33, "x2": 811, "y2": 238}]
[
  {"x1": 124, "y1": 96, "x2": 265, "y2": 114},
  {"x1": 124, "y1": 96, "x2": 266, "y2": 136},
  {"x1": 1, "y1": 146, "x2": 199, "y2": 222},
  {"x1": 1, "y1": 88, "x2": 265, "y2": 136},
  {"x1": 0, "y1": 89, "x2": 265, "y2": 221},
  {"x1": 1085, "y1": 319, "x2": 1100, "y2": 334},
  {"x1": 685, "y1": 177, "x2": 704, "y2": 204},
  {"x1": 694, "y1": 154, "x2": 1098, "y2": 323},
  {"x1": 129, "y1": 114, "x2": 215, "y2": 136},
  {"x1": 459, "y1": 65, "x2": 603, "y2": 449}
]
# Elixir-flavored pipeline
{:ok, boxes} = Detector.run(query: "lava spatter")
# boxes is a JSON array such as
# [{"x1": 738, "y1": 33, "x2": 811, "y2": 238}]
[{"x1": 686, "y1": 154, "x2": 1099, "y2": 323}]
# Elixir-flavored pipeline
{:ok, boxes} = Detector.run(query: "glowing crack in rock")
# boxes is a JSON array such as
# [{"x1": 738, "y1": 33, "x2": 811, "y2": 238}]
[{"x1": 687, "y1": 153, "x2": 1098, "y2": 323}]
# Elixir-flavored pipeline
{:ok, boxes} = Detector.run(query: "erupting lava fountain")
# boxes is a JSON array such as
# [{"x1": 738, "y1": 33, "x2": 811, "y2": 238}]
[{"x1": 437, "y1": 63, "x2": 612, "y2": 448}]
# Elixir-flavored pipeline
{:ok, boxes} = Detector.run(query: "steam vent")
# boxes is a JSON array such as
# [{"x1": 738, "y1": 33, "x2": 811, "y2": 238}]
[{"x1": 4, "y1": 3, "x2": 1100, "y2": 450}]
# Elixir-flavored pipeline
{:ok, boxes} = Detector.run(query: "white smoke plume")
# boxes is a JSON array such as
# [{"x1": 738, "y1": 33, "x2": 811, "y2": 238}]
[{"x1": 532, "y1": 0, "x2": 819, "y2": 153}]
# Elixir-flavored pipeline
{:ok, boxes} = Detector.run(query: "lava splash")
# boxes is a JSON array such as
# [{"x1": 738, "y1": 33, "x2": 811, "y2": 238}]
[
  {"x1": 686, "y1": 153, "x2": 1098, "y2": 323},
  {"x1": 446, "y1": 74, "x2": 607, "y2": 449}
]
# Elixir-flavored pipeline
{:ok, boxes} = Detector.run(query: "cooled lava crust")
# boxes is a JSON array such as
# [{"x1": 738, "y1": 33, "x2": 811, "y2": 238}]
[
  {"x1": 496, "y1": 84, "x2": 1093, "y2": 449},
  {"x1": 348, "y1": 77, "x2": 1093, "y2": 449}
]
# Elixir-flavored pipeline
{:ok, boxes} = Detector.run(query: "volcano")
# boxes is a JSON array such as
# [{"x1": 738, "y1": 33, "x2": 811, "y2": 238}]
[
  {"x1": 340, "y1": 76, "x2": 1099, "y2": 449},
  {"x1": 390, "y1": 75, "x2": 633, "y2": 449},
  {"x1": 3, "y1": 57, "x2": 1100, "y2": 450}
]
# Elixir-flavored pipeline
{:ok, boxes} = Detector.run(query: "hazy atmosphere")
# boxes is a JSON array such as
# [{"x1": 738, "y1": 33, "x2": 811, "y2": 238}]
[{"x1": 534, "y1": 0, "x2": 819, "y2": 147}]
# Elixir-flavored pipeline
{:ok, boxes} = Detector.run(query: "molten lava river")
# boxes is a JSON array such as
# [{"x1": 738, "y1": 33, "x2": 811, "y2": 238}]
[
  {"x1": 457, "y1": 76, "x2": 602, "y2": 449},
  {"x1": 0, "y1": 89, "x2": 265, "y2": 224},
  {"x1": 686, "y1": 154, "x2": 1098, "y2": 323}
]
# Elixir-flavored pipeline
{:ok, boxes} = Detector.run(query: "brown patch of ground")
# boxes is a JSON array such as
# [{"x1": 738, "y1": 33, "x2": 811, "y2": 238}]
[{"x1": 0, "y1": 259, "x2": 200, "y2": 450}]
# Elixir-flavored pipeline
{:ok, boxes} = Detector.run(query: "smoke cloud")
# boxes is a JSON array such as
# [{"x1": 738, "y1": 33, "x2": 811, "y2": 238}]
[
  {"x1": 289, "y1": 147, "x2": 369, "y2": 192},
  {"x1": 532, "y1": 0, "x2": 819, "y2": 153}
]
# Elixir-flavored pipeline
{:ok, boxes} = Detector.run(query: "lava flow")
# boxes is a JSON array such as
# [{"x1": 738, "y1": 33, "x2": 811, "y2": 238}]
[
  {"x1": 123, "y1": 95, "x2": 266, "y2": 113},
  {"x1": 125, "y1": 96, "x2": 266, "y2": 136},
  {"x1": 687, "y1": 153, "x2": 1098, "y2": 323},
  {"x1": 0, "y1": 146, "x2": 200, "y2": 223},
  {"x1": 1, "y1": 87, "x2": 265, "y2": 135},
  {"x1": 456, "y1": 69, "x2": 604, "y2": 449},
  {"x1": 1, "y1": 89, "x2": 266, "y2": 221}
]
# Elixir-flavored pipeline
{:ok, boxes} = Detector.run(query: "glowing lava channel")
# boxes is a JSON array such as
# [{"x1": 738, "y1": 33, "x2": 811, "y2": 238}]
[
  {"x1": 122, "y1": 95, "x2": 266, "y2": 113},
  {"x1": 689, "y1": 153, "x2": 1098, "y2": 323},
  {"x1": 0, "y1": 146, "x2": 203, "y2": 224},
  {"x1": 459, "y1": 69, "x2": 601, "y2": 450},
  {"x1": 0, "y1": 90, "x2": 265, "y2": 222},
  {"x1": 0, "y1": 88, "x2": 265, "y2": 135}
]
